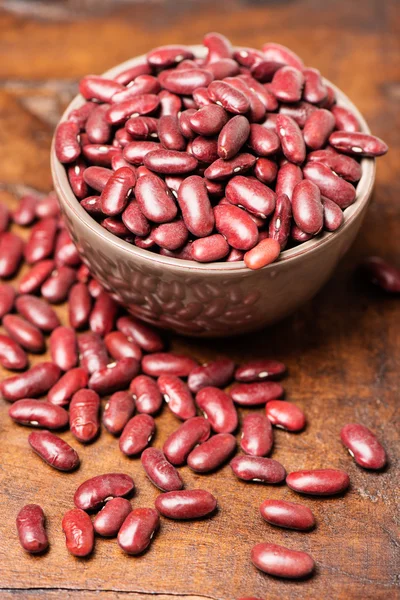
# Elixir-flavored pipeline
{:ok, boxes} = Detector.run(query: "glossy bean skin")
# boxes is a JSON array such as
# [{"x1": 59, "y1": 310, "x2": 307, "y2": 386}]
[
  {"x1": 254, "y1": 157, "x2": 278, "y2": 185},
  {"x1": 55, "y1": 121, "x2": 81, "y2": 163},
  {"x1": 103, "y1": 391, "x2": 136, "y2": 436},
  {"x1": 89, "y1": 291, "x2": 118, "y2": 337},
  {"x1": 275, "y1": 162, "x2": 303, "y2": 200},
  {"x1": 130, "y1": 375, "x2": 163, "y2": 414},
  {"x1": 41, "y1": 266, "x2": 77, "y2": 304},
  {"x1": 230, "y1": 455, "x2": 286, "y2": 484},
  {"x1": 35, "y1": 192, "x2": 60, "y2": 219},
  {"x1": 291, "y1": 224, "x2": 312, "y2": 243},
  {"x1": 122, "y1": 200, "x2": 150, "y2": 236},
  {"x1": 214, "y1": 204, "x2": 258, "y2": 251},
  {"x1": 48, "y1": 367, "x2": 88, "y2": 406},
  {"x1": 119, "y1": 413, "x2": 155, "y2": 455},
  {"x1": 62, "y1": 509, "x2": 94, "y2": 557},
  {"x1": 78, "y1": 332, "x2": 109, "y2": 374},
  {"x1": 235, "y1": 359, "x2": 286, "y2": 383},
  {"x1": 89, "y1": 357, "x2": 139, "y2": 396},
  {"x1": 0, "y1": 232, "x2": 24, "y2": 278},
  {"x1": 135, "y1": 173, "x2": 178, "y2": 223},
  {"x1": 0, "y1": 283, "x2": 16, "y2": 318},
  {"x1": 117, "y1": 316, "x2": 164, "y2": 352},
  {"x1": 144, "y1": 149, "x2": 198, "y2": 175},
  {"x1": 331, "y1": 105, "x2": 360, "y2": 133},
  {"x1": 270, "y1": 66, "x2": 304, "y2": 103},
  {"x1": 105, "y1": 331, "x2": 142, "y2": 362},
  {"x1": 191, "y1": 234, "x2": 229, "y2": 263},
  {"x1": 308, "y1": 149, "x2": 361, "y2": 183},
  {"x1": 163, "y1": 416, "x2": 210, "y2": 465},
  {"x1": 68, "y1": 283, "x2": 92, "y2": 330},
  {"x1": 86, "y1": 104, "x2": 111, "y2": 144},
  {"x1": 126, "y1": 116, "x2": 158, "y2": 140},
  {"x1": 276, "y1": 115, "x2": 306, "y2": 165},
  {"x1": 147, "y1": 44, "x2": 193, "y2": 68},
  {"x1": 225, "y1": 176, "x2": 275, "y2": 219},
  {"x1": 18, "y1": 260, "x2": 55, "y2": 295},
  {"x1": 150, "y1": 218, "x2": 189, "y2": 251},
  {"x1": 340, "y1": 423, "x2": 387, "y2": 470},
  {"x1": 329, "y1": 131, "x2": 388, "y2": 157},
  {"x1": 196, "y1": 387, "x2": 238, "y2": 433},
  {"x1": 54, "y1": 229, "x2": 80, "y2": 267},
  {"x1": 80, "y1": 76, "x2": 124, "y2": 102},
  {"x1": 226, "y1": 77, "x2": 266, "y2": 123},
  {"x1": 217, "y1": 115, "x2": 250, "y2": 160},
  {"x1": 251, "y1": 542, "x2": 315, "y2": 579},
  {"x1": 361, "y1": 256, "x2": 400, "y2": 293},
  {"x1": 204, "y1": 153, "x2": 256, "y2": 180},
  {"x1": 204, "y1": 32, "x2": 232, "y2": 62},
  {"x1": 3, "y1": 314, "x2": 45, "y2": 353},
  {"x1": 100, "y1": 167, "x2": 135, "y2": 216},
  {"x1": 50, "y1": 326, "x2": 78, "y2": 371},
  {"x1": 262, "y1": 42, "x2": 304, "y2": 71},
  {"x1": 24, "y1": 217, "x2": 57, "y2": 264},
  {"x1": 266, "y1": 400, "x2": 306, "y2": 432},
  {"x1": 159, "y1": 68, "x2": 213, "y2": 96},
  {"x1": 142, "y1": 353, "x2": 197, "y2": 378},
  {"x1": 83, "y1": 166, "x2": 113, "y2": 191},
  {"x1": 13, "y1": 194, "x2": 37, "y2": 226},
  {"x1": 241, "y1": 414, "x2": 273, "y2": 457},
  {"x1": 158, "y1": 375, "x2": 196, "y2": 420},
  {"x1": 0, "y1": 335, "x2": 28, "y2": 370},
  {"x1": 260, "y1": 499, "x2": 315, "y2": 531},
  {"x1": 74, "y1": 473, "x2": 135, "y2": 511},
  {"x1": 93, "y1": 498, "x2": 132, "y2": 537},
  {"x1": 303, "y1": 67, "x2": 327, "y2": 103},
  {"x1": 16, "y1": 504, "x2": 48, "y2": 554},
  {"x1": 303, "y1": 109, "x2": 335, "y2": 150},
  {"x1": 69, "y1": 388, "x2": 100, "y2": 443},
  {"x1": 118, "y1": 507, "x2": 159, "y2": 555},
  {"x1": 292, "y1": 180, "x2": 323, "y2": 235},
  {"x1": 0, "y1": 362, "x2": 60, "y2": 402},
  {"x1": 28, "y1": 430, "x2": 80, "y2": 471},
  {"x1": 230, "y1": 381, "x2": 283, "y2": 406},
  {"x1": 286, "y1": 469, "x2": 350, "y2": 495},
  {"x1": 322, "y1": 197, "x2": 344, "y2": 231},
  {"x1": 189, "y1": 104, "x2": 228, "y2": 136},
  {"x1": 177, "y1": 175, "x2": 214, "y2": 237},
  {"x1": 279, "y1": 101, "x2": 317, "y2": 127},
  {"x1": 9, "y1": 400, "x2": 69, "y2": 429},
  {"x1": 155, "y1": 489, "x2": 217, "y2": 519},
  {"x1": 303, "y1": 161, "x2": 356, "y2": 209},
  {"x1": 106, "y1": 94, "x2": 160, "y2": 125},
  {"x1": 187, "y1": 432, "x2": 236, "y2": 473},
  {"x1": 158, "y1": 115, "x2": 186, "y2": 150},
  {"x1": 244, "y1": 238, "x2": 281, "y2": 270},
  {"x1": 141, "y1": 448, "x2": 183, "y2": 491},
  {"x1": 188, "y1": 359, "x2": 235, "y2": 393},
  {"x1": 208, "y1": 81, "x2": 250, "y2": 115}
]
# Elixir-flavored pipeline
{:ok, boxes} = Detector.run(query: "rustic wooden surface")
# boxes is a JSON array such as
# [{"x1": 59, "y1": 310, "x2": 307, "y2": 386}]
[{"x1": 0, "y1": 1, "x2": 399, "y2": 599}]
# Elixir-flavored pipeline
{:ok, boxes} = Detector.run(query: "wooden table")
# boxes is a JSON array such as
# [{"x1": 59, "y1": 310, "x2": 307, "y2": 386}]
[{"x1": 0, "y1": 1, "x2": 399, "y2": 598}]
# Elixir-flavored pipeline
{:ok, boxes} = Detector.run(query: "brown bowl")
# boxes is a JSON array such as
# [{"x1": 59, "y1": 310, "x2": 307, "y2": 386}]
[{"x1": 51, "y1": 46, "x2": 376, "y2": 337}]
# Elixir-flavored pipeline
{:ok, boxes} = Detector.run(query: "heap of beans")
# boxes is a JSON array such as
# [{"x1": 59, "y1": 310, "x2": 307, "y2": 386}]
[
  {"x1": 1, "y1": 189, "x2": 389, "y2": 583},
  {"x1": 54, "y1": 33, "x2": 388, "y2": 269}
]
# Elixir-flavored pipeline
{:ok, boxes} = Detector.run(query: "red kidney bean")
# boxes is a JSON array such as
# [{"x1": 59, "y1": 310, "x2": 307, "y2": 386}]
[
  {"x1": 158, "y1": 90, "x2": 182, "y2": 117},
  {"x1": 122, "y1": 200, "x2": 150, "y2": 236},
  {"x1": 147, "y1": 44, "x2": 193, "y2": 68},
  {"x1": 268, "y1": 192, "x2": 292, "y2": 248},
  {"x1": 41, "y1": 266, "x2": 76, "y2": 303},
  {"x1": 79, "y1": 76, "x2": 124, "y2": 102},
  {"x1": 329, "y1": 131, "x2": 388, "y2": 157},
  {"x1": 217, "y1": 115, "x2": 250, "y2": 160},
  {"x1": 214, "y1": 204, "x2": 258, "y2": 250},
  {"x1": 50, "y1": 326, "x2": 78, "y2": 371},
  {"x1": 101, "y1": 390, "x2": 135, "y2": 436},
  {"x1": 142, "y1": 353, "x2": 197, "y2": 378},
  {"x1": 234, "y1": 47, "x2": 264, "y2": 68},
  {"x1": 74, "y1": 473, "x2": 134, "y2": 511},
  {"x1": 230, "y1": 381, "x2": 284, "y2": 407},
  {"x1": 208, "y1": 80, "x2": 250, "y2": 115},
  {"x1": 0, "y1": 335, "x2": 27, "y2": 370},
  {"x1": 117, "y1": 316, "x2": 163, "y2": 352},
  {"x1": 270, "y1": 66, "x2": 304, "y2": 103},
  {"x1": 187, "y1": 432, "x2": 236, "y2": 473},
  {"x1": 291, "y1": 224, "x2": 312, "y2": 242},
  {"x1": 196, "y1": 387, "x2": 238, "y2": 433},
  {"x1": 159, "y1": 68, "x2": 213, "y2": 96},
  {"x1": 204, "y1": 32, "x2": 232, "y2": 62},
  {"x1": 190, "y1": 136, "x2": 218, "y2": 163},
  {"x1": 225, "y1": 176, "x2": 275, "y2": 219},
  {"x1": 134, "y1": 233, "x2": 155, "y2": 248},
  {"x1": 307, "y1": 149, "x2": 362, "y2": 182},
  {"x1": 9, "y1": 399, "x2": 68, "y2": 429},
  {"x1": 361, "y1": 256, "x2": 400, "y2": 293},
  {"x1": 104, "y1": 331, "x2": 142, "y2": 362},
  {"x1": 150, "y1": 218, "x2": 189, "y2": 250},
  {"x1": 247, "y1": 125, "x2": 279, "y2": 157},
  {"x1": 28, "y1": 430, "x2": 79, "y2": 471},
  {"x1": 68, "y1": 283, "x2": 92, "y2": 330},
  {"x1": 251, "y1": 542, "x2": 314, "y2": 579},
  {"x1": 275, "y1": 162, "x2": 302, "y2": 200},
  {"x1": 251, "y1": 60, "x2": 285, "y2": 82},
  {"x1": 192, "y1": 86, "x2": 213, "y2": 107},
  {"x1": 118, "y1": 507, "x2": 159, "y2": 554},
  {"x1": 189, "y1": 104, "x2": 228, "y2": 137},
  {"x1": 3, "y1": 315, "x2": 45, "y2": 353},
  {"x1": 266, "y1": 400, "x2": 306, "y2": 432},
  {"x1": 303, "y1": 67, "x2": 327, "y2": 103},
  {"x1": 89, "y1": 291, "x2": 117, "y2": 337},
  {"x1": 279, "y1": 100, "x2": 317, "y2": 127},
  {"x1": 78, "y1": 331, "x2": 108, "y2": 374},
  {"x1": 54, "y1": 229, "x2": 80, "y2": 267},
  {"x1": 141, "y1": 447, "x2": 183, "y2": 491},
  {"x1": 48, "y1": 367, "x2": 88, "y2": 406},
  {"x1": 144, "y1": 149, "x2": 198, "y2": 175},
  {"x1": 156, "y1": 115, "x2": 185, "y2": 151},
  {"x1": 126, "y1": 116, "x2": 158, "y2": 140},
  {"x1": 16, "y1": 294, "x2": 59, "y2": 332},
  {"x1": 239, "y1": 75, "x2": 279, "y2": 111},
  {"x1": 69, "y1": 388, "x2": 100, "y2": 443},
  {"x1": 261, "y1": 42, "x2": 304, "y2": 71},
  {"x1": 106, "y1": 94, "x2": 160, "y2": 125},
  {"x1": 230, "y1": 455, "x2": 286, "y2": 483},
  {"x1": 276, "y1": 115, "x2": 306, "y2": 165},
  {"x1": 100, "y1": 167, "x2": 135, "y2": 216},
  {"x1": 93, "y1": 497, "x2": 132, "y2": 537},
  {"x1": 24, "y1": 217, "x2": 57, "y2": 265},
  {"x1": 112, "y1": 75, "x2": 160, "y2": 104},
  {"x1": 86, "y1": 104, "x2": 112, "y2": 144},
  {"x1": 155, "y1": 489, "x2": 217, "y2": 519},
  {"x1": 134, "y1": 173, "x2": 177, "y2": 223},
  {"x1": 13, "y1": 194, "x2": 37, "y2": 226},
  {"x1": 115, "y1": 61, "x2": 152, "y2": 85},
  {"x1": 163, "y1": 416, "x2": 210, "y2": 465},
  {"x1": 303, "y1": 161, "x2": 356, "y2": 208},
  {"x1": 62, "y1": 508, "x2": 94, "y2": 557},
  {"x1": 340, "y1": 423, "x2": 387, "y2": 470},
  {"x1": 0, "y1": 283, "x2": 16, "y2": 318},
  {"x1": 103, "y1": 216, "x2": 131, "y2": 237},
  {"x1": 204, "y1": 153, "x2": 256, "y2": 180},
  {"x1": 287, "y1": 469, "x2": 350, "y2": 495},
  {"x1": 1, "y1": 361, "x2": 60, "y2": 402},
  {"x1": 244, "y1": 238, "x2": 281, "y2": 270},
  {"x1": 80, "y1": 196, "x2": 101, "y2": 215},
  {"x1": 178, "y1": 109, "x2": 196, "y2": 139},
  {"x1": 331, "y1": 105, "x2": 360, "y2": 133},
  {"x1": 253, "y1": 158, "x2": 277, "y2": 185},
  {"x1": 225, "y1": 77, "x2": 267, "y2": 122},
  {"x1": 77, "y1": 264, "x2": 90, "y2": 283},
  {"x1": 322, "y1": 196, "x2": 344, "y2": 231},
  {"x1": 292, "y1": 180, "x2": 323, "y2": 235},
  {"x1": 82, "y1": 144, "x2": 120, "y2": 166},
  {"x1": 188, "y1": 359, "x2": 235, "y2": 393},
  {"x1": 260, "y1": 499, "x2": 315, "y2": 531},
  {"x1": 158, "y1": 375, "x2": 196, "y2": 420},
  {"x1": 191, "y1": 234, "x2": 228, "y2": 263},
  {"x1": 235, "y1": 359, "x2": 286, "y2": 382},
  {"x1": 83, "y1": 166, "x2": 113, "y2": 191},
  {"x1": 119, "y1": 413, "x2": 155, "y2": 455},
  {"x1": 55, "y1": 121, "x2": 81, "y2": 163},
  {"x1": 16, "y1": 504, "x2": 48, "y2": 554},
  {"x1": 35, "y1": 192, "x2": 60, "y2": 219},
  {"x1": 0, "y1": 232, "x2": 24, "y2": 278},
  {"x1": 241, "y1": 414, "x2": 273, "y2": 457},
  {"x1": 18, "y1": 260, "x2": 54, "y2": 295},
  {"x1": 303, "y1": 108, "x2": 335, "y2": 150},
  {"x1": 130, "y1": 375, "x2": 162, "y2": 414},
  {"x1": 89, "y1": 357, "x2": 139, "y2": 396}
]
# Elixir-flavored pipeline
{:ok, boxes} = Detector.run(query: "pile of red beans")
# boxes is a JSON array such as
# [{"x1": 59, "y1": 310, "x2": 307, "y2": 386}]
[
  {"x1": 54, "y1": 33, "x2": 388, "y2": 269},
  {"x1": 0, "y1": 188, "x2": 388, "y2": 583}
]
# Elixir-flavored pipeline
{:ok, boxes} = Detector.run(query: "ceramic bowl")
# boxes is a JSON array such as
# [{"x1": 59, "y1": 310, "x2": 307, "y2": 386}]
[{"x1": 51, "y1": 46, "x2": 375, "y2": 337}]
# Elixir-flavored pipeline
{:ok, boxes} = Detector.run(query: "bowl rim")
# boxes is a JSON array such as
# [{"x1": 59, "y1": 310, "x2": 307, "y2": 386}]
[{"x1": 51, "y1": 45, "x2": 376, "y2": 274}]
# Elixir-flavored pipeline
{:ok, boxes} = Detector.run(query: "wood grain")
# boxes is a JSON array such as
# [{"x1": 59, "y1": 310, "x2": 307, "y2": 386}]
[{"x1": 0, "y1": 1, "x2": 399, "y2": 599}]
